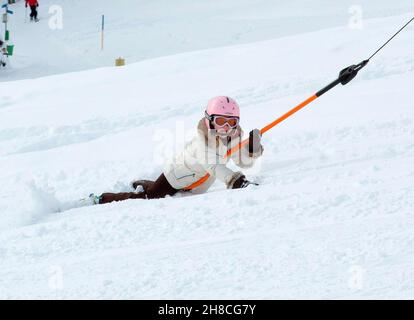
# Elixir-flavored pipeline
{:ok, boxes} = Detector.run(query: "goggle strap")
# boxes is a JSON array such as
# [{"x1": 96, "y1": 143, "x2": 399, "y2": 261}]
[{"x1": 205, "y1": 111, "x2": 214, "y2": 121}]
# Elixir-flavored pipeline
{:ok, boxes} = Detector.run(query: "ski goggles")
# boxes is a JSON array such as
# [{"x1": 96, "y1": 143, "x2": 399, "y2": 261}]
[{"x1": 205, "y1": 112, "x2": 239, "y2": 128}]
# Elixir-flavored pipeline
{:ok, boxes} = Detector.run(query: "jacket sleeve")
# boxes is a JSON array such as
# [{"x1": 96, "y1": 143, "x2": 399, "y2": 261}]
[
  {"x1": 231, "y1": 141, "x2": 263, "y2": 169},
  {"x1": 206, "y1": 163, "x2": 238, "y2": 185}
]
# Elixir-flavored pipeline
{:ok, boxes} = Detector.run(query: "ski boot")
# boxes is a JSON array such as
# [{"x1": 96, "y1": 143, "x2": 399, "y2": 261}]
[{"x1": 79, "y1": 193, "x2": 102, "y2": 206}]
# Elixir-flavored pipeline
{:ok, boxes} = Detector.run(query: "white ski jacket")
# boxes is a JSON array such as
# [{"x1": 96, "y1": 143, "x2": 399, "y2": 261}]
[{"x1": 163, "y1": 119, "x2": 263, "y2": 192}]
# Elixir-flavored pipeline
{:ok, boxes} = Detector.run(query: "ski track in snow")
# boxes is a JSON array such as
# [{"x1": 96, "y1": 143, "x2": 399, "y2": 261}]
[{"x1": 0, "y1": 1, "x2": 413, "y2": 299}]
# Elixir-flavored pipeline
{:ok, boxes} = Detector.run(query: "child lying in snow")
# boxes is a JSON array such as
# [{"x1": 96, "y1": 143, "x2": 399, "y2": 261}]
[{"x1": 94, "y1": 96, "x2": 263, "y2": 204}]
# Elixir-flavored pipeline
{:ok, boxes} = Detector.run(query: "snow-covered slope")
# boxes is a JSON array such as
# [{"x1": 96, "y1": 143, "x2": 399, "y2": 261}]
[
  {"x1": 2, "y1": 0, "x2": 414, "y2": 81},
  {"x1": 0, "y1": 2, "x2": 413, "y2": 299}
]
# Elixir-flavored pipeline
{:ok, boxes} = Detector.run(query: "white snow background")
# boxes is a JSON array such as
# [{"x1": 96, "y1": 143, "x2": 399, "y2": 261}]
[{"x1": 0, "y1": 0, "x2": 413, "y2": 299}]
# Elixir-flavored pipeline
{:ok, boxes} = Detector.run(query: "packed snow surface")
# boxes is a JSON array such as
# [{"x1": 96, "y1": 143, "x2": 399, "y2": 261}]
[{"x1": 0, "y1": 0, "x2": 413, "y2": 299}]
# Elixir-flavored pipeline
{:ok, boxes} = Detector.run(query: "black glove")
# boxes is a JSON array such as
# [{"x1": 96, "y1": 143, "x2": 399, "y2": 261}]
[
  {"x1": 228, "y1": 173, "x2": 258, "y2": 189},
  {"x1": 248, "y1": 129, "x2": 263, "y2": 157},
  {"x1": 233, "y1": 175, "x2": 250, "y2": 189}
]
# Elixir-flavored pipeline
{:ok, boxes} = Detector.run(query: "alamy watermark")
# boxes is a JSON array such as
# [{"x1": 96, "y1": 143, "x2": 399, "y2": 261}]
[
  {"x1": 48, "y1": 5, "x2": 63, "y2": 30},
  {"x1": 348, "y1": 265, "x2": 364, "y2": 290},
  {"x1": 48, "y1": 265, "x2": 64, "y2": 291},
  {"x1": 348, "y1": 5, "x2": 363, "y2": 30},
  {"x1": 152, "y1": 120, "x2": 263, "y2": 175}
]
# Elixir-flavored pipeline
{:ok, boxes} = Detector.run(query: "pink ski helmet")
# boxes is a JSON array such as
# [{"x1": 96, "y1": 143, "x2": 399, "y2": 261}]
[{"x1": 205, "y1": 96, "x2": 240, "y2": 129}]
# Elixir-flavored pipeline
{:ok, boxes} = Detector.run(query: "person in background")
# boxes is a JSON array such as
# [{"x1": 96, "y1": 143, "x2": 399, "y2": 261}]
[
  {"x1": 25, "y1": 0, "x2": 39, "y2": 22},
  {"x1": 0, "y1": 36, "x2": 7, "y2": 67}
]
